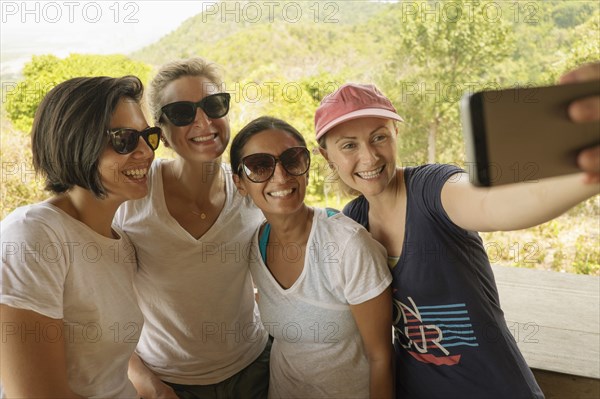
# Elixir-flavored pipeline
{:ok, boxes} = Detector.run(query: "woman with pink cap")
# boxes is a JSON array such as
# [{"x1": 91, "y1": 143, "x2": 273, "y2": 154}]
[{"x1": 315, "y1": 63, "x2": 599, "y2": 398}]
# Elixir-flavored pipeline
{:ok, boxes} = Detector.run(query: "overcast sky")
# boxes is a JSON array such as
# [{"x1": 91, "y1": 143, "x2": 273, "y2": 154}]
[{"x1": 1, "y1": 1, "x2": 207, "y2": 75}]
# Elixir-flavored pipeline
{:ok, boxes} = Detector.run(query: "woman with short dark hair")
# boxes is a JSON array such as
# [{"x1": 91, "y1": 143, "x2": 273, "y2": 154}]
[{"x1": 0, "y1": 75, "x2": 161, "y2": 398}]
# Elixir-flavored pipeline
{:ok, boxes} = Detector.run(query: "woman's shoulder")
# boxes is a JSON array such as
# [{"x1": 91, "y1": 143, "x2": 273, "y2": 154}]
[
  {"x1": 403, "y1": 163, "x2": 463, "y2": 186},
  {"x1": 1, "y1": 202, "x2": 72, "y2": 241},
  {"x1": 342, "y1": 195, "x2": 368, "y2": 212},
  {"x1": 311, "y1": 208, "x2": 388, "y2": 270},
  {"x1": 3, "y1": 202, "x2": 64, "y2": 224},
  {"x1": 314, "y1": 207, "x2": 368, "y2": 239}
]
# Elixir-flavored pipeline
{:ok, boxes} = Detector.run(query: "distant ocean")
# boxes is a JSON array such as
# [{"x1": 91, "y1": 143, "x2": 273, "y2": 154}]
[
  {"x1": 1, "y1": 27, "x2": 151, "y2": 80},
  {"x1": 2, "y1": 32, "x2": 74, "y2": 78},
  {"x1": 0, "y1": 1, "x2": 205, "y2": 80}
]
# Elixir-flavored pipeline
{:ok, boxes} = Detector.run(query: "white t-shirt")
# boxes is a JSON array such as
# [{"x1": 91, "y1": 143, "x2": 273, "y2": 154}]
[
  {"x1": 249, "y1": 208, "x2": 392, "y2": 399},
  {"x1": 114, "y1": 159, "x2": 268, "y2": 385},
  {"x1": 1, "y1": 203, "x2": 142, "y2": 398}
]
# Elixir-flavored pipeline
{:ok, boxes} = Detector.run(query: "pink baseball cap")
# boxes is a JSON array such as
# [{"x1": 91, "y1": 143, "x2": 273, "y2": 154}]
[{"x1": 314, "y1": 83, "x2": 404, "y2": 141}]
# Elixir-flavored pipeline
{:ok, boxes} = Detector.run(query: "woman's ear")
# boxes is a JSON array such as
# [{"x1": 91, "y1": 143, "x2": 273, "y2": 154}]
[
  {"x1": 318, "y1": 147, "x2": 329, "y2": 162},
  {"x1": 232, "y1": 173, "x2": 247, "y2": 196},
  {"x1": 161, "y1": 135, "x2": 171, "y2": 148},
  {"x1": 317, "y1": 147, "x2": 338, "y2": 172},
  {"x1": 392, "y1": 120, "x2": 400, "y2": 136}
]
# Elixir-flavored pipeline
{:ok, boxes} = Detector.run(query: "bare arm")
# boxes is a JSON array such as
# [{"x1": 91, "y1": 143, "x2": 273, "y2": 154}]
[
  {"x1": 0, "y1": 305, "x2": 85, "y2": 398},
  {"x1": 441, "y1": 172, "x2": 598, "y2": 232},
  {"x1": 128, "y1": 353, "x2": 178, "y2": 399},
  {"x1": 350, "y1": 287, "x2": 394, "y2": 399}
]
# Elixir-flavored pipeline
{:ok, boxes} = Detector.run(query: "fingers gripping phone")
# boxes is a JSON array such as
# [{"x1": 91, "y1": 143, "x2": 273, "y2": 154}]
[{"x1": 461, "y1": 80, "x2": 600, "y2": 186}]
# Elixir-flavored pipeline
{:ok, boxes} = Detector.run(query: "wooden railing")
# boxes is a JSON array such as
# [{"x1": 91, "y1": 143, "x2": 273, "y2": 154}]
[{"x1": 493, "y1": 265, "x2": 599, "y2": 398}]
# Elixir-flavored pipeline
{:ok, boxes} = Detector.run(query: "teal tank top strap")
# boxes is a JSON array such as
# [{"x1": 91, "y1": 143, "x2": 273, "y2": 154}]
[
  {"x1": 258, "y1": 223, "x2": 271, "y2": 263},
  {"x1": 325, "y1": 207, "x2": 339, "y2": 217}
]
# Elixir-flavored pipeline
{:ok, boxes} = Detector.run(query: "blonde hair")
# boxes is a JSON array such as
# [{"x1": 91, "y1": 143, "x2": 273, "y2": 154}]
[{"x1": 148, "y1": 57, "x2": 224, "y2": 124}]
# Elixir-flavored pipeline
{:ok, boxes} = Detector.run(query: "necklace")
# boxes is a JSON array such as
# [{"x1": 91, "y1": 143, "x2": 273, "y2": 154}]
[
  {"x1": 191, "y1": 210, "x2": 207, "y2": 219},
  {"x1": 178, "y1": 164, "x2": 224, "y2": 220}
]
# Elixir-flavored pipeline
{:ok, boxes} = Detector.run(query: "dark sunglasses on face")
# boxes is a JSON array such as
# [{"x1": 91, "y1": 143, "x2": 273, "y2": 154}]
[
  {"x1": 240, "y1": 147, "x2": 311, "y2": 183},
  {"x1": 160, "y1": 93, "x2": 231, "y2": 126},
  {"x1": 106, "y1": 126, "x2": 162, "y2": 155}
]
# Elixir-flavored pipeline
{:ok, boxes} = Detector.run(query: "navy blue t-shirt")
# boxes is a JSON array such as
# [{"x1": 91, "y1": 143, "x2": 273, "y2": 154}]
[{"x1": 344, "y1": 164, "x2": 543, "y2": 399}]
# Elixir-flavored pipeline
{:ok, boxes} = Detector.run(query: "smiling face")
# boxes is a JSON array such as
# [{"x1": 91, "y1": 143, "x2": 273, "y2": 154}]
[
  {"x1": 234, "y1": 129, "x2": 309, "y2": 217},
  {"x1": 320, "y1": 117, "x2": 398, "y2": 197},
  {"x1": 97, "y1": 97, "x2": 155, "y2": 203},
  {"x1": 158, "y1": 75, "x2": 230, "y2": 162}
]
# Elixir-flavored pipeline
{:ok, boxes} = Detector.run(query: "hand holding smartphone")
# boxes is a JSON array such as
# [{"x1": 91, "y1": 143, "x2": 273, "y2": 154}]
[{"x1": 461, "y1": 80, "x2": 600, "y2": 186}]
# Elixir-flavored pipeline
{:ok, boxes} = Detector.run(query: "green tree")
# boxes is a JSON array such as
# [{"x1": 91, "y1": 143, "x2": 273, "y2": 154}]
[
  {"x1": 551, "y1": 2, "x2": 598, "y2": 29},
  {"x1": 559, "y1": 10, "x2": 600, "y2": 77},
  {"x1": 375, "y1": 0, "x2": 513, "y2": 164},
  {"x1": 5, "y1": 54, "x2": 152, "y2": 133}
]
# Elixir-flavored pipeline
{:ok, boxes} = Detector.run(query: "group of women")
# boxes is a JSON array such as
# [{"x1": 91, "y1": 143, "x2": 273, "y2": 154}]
[{"x1": 1, "y1": 57, "x2": 598, "y2": 399}]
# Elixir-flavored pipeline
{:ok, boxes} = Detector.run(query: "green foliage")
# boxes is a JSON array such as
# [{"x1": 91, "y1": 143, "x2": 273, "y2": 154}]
[
  {"x1": 131, "y1": 0, "x2": 386, "y2": 67},
  {"x1": 551, "y1": 2, "x2": 598, "y2": 28},
  {"x1": 481, "y1": 212, "x2": 600, "y2": 276},
  {"x1": 500, "y1": 2, "x2": 599, "y2": 84},
  {"x1": 377, "y1": 0, "x2": 513, "y2": 164},
  {"x1": 573, "y1": 235, "x2": 600, "y2": 275},
  {"x1": 563, "y1": 11, "x2": 600, "y2": 71},
  {"x1": 5, "y1": 54, "x2": 152, "y2": 133},
  {"x1": 0, "y1": 109, "x2": 47, "y2": 218},
  {"x1": 551, "y1": 244, "x2": 566, "y2": 272},
  {"x1": 536, "y1": 220, "x2": 561, "y2": 240}
]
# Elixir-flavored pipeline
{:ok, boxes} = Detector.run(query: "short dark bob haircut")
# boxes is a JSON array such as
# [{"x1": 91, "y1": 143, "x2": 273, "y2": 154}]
[
  {"x1": 31, "y1": 75, "x2": 144, "y2": 198},
  {"x1": 230, "y1": 116, "x2": 307, "y2": 176}
]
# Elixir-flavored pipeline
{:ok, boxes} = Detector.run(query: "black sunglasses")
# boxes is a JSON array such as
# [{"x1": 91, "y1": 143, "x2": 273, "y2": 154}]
[
  {"x1": 240, "y1": 147, "x2": 311, "y2": 183},
  {"x1": 106, "y1": 126, "x2": 162, "y2": 155},
  {"x1": 160, "y1": 93, "x2": 231, "y2": 126}
]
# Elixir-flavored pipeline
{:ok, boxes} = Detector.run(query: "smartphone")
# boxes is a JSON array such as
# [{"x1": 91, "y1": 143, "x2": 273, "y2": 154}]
[{"x1": 461, "y1": 80, "x2": 600, "y2": 186}]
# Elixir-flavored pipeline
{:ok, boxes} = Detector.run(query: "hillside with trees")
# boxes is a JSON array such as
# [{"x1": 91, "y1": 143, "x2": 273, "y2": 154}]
[{"x1": 2, "y1": 0, "x2": 599, "y2": 274}]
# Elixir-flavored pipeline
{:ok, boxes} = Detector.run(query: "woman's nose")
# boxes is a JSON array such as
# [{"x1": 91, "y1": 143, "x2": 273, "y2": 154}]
[
  {"x1": 270, "y1": 161, "x2": 289, "y2": 182},
  {"x1": 194, "y1": 108, "x2": 212, "y2": 128},
  {"x1": 359, "y1": 144, "x2": 379, "y2": 165}
]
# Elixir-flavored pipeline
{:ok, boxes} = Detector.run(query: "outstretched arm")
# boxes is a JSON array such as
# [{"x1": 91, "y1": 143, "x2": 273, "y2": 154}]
[
  {"x1": 0, "y1": 305, "x2": 85, "y2": 398},
  {"x1": 441, "y1": 171, "x2": 598, "y2": 232},
  {"x1": 443, "y1": 62, "x2": 600, "y2": 232},
  {"x1": 350, "y1": 288, "x2": 394, "y2": 399}
]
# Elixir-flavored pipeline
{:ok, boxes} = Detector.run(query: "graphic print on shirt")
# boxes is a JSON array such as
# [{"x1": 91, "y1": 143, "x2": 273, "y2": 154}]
[{"x1": 393, "y1": 296, "x2": 479, "y2": 366}]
